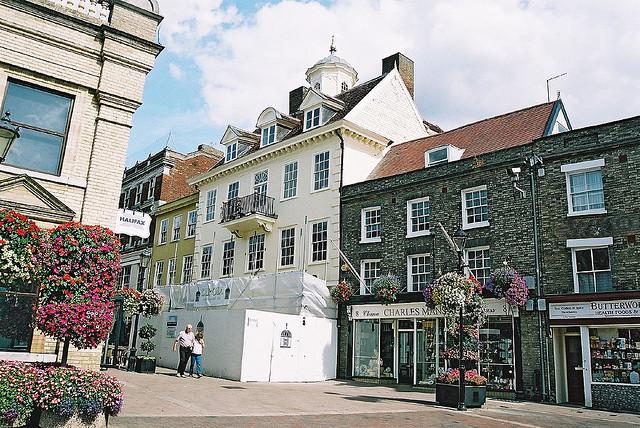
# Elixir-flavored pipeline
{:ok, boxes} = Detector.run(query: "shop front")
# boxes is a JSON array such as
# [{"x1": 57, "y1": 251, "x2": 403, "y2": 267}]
[
  {"x1": 548, "y1": 292, "x2": 640, "y2": 412},
  {"x1": 348, "y1": 299, "x2": 520, "y2": 394}
]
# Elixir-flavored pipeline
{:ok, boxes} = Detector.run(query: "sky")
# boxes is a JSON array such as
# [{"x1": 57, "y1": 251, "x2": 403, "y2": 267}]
[{"x1": 126, "y1": 0, "x2": 640, "y2": 165}]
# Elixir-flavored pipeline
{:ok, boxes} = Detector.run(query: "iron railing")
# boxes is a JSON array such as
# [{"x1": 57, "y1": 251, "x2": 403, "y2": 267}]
[{"x1": 221, "y1": 193, "x2": 277, "y2": 223}]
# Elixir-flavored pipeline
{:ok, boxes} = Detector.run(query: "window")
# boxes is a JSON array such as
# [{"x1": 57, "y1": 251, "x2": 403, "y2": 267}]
[
  {"x1": 248, "y1": 233, "x2": 265, "y2": 271},
  {"x1": 167, "y1": 258, "x2": 176, "y2": 285},
  {"x1": 311, "y1": 220, "x2": 328, "y2": 263},
  {"x1": 466, "y1": 247, "x2": 491, "y2": 285},
  {"x1": 426, "y1": 147, "x2": 448, "y2": 166},
  {"x1": 1, "y1": 80, "x2": 74, "y2": 175},
  {"x1": 562, "y1": 159, "x2": 606, "y2": 216},
  {"x1": 480, "y1": 316, "x2": 516, "y2": 391},
  {"x1": 135, "y1": 184, "x2": 143, "y2": 205},
  {"x1": 360, "y1": 207, "x2": 381, "y2": 243},
  {"x1": 462, "y1": 186, "x2": 489, "y2": 229},
  {"x1": 119, "y1": 265, "x2": 132, "y2": 288},
  {"x1": 182, "y1": 255, "x2": 193, "y2": 284},
  {"x1": 200, "y1": 245, "x2": 213, "y2": 278},
  {"x1": 280, "y1": 227, "x2": 296, "y2": 267},
  {"x1": 154, "y1": 260, "x2": 164, "y2": 287},
  {"x1": 205, "y1": 189, "x2": 217, "y2": 222},
  {"x1": 147, "y1": 177, "x2": 156, "y2": 200},
  {"x1": 313, "y1": 151, "x2": 330, "y2": 191},
  {"x1": 254, "y1": 170, "x2": 268, "y2": 195},
  {"x1": 228, "y1": 181, "x2": 239, "y2": 200},
  {"x1": 158, "y1": 219, "x2": 168, "y2": 244},
  {"x1": 226, "y1": 142, "x2": 237, "y2": 162},
  {"x1": 283, "y1": 161, "x2": 298, "y2": 199},
  {"x1": 406, "y1": 197, "x2": 430, "y2": 237},
  {"x1": 360, "y1": 259, "x2": 381, "y2": 295},
  {"x1": 354, "y1": 319, "x2": 380, "y2": 377},
  {"x1": 123, "y1": 189, "x2": 130, "y2": 208},
  {"x1": 341, "y1": 82, "x2": 349, "y2": 92},
  {"x1": 572, "y1": 247, "x2": 612, "y2": 293},
  {"x1": 186, "y1": 210, "x2": 197, "y2": 237},
  {"x1": 305, "y1": 107, "x2": 321, "y2": 130},
  {"x1": 590, "y1": 328, "x2": 640, "y2": 384},
  {"x1": 172, "y1": 215, "x2": 181, "y2": 241},
  {"x1": 261, "y1": 124, "x2": 276, "y2": 146},
  {"x1": 407, "y1": 254, "x2": 431, "y2": 292},
  {"x1": 222, "y1": 241, "x2": 235, "y2": 277}
]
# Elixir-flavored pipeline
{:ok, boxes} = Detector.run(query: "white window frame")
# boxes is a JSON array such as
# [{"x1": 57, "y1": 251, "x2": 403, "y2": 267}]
[
  {"x1": 425, "y1": 146, "x2": 449, "y2": 167},
  {"x1": 312, "y1": 150, "x2": 330, "y2": 192},
  {"x1": 279, "y1": 226, "x2": 296, "y2": 268},
  {"x1": 407, "y1": 254, "x2": 431, "y2": 292},
  {"x1": 406, "y1": 196, "x2": 431, "y2": 238},
  {"x1": 360, "y1": 259, "x2": 381, "y2": 295},
  {"x1": 222, "y1": 240, "x2": 235, "y2": 277},
  {"x1": 228, "y1": 181, "x2": 239, "y2": 201},
  {"x1": 205, "y1": 189, "x2": 217, "y2": 222},
  {"x1": 123, "y1": 189, "x2": 130, "y2": 208},
  {"x1": 360, "y1": 206, "x2": 382, "y2": 244},
  {"x1": 200, "y1": 245, "x2": 213, "y2": 279},
  {"x1": 465, "y1": 246, "x2": 491, "y2": 285},
  {"x1": 309, "y1": 219, "x2": 329, "y2": 264},
  {"x1": 154, "y1": 260, "x2": 164, "y2": 287},
  {"x1": 182, "y1": 255, "x2": 193, "y2": 284},
  {"x1": 226, "y1": 142, "x2": 237, "y2": 162},
  {"x1": 147, "y1": 176, "x2": 156, "y2": 200},
  {"x1": 304, "y1": 107, "x2": 321, "y2": 131},
  {"x1": 119, "y1": 265, "x2": 132, "y2": 288},
  {"x1": 167, "y1": 258, "x2": 176, "y2": 285},
  {"x1": 186, "y1": 210, "x2": 197, "y2": 238},
  {"x1": 171, "y1": 215, "x2": 181, "y2": 241},
  {"x1": 282, "y1": 161, "x2": 298, "y2": 200},
  {"x1": 254, "y1": 170, "x2": 269, "y2": 195},
  {"x1": 567, "y1": 237, "x2": 613, "y2": 294},
  {"x1": 247, "y1": 233, "x2": 266, "y2": 272},
  {"x1": 461, "y1": 185, "x2": 490, "y2": 230},
  {"x1": 561, "y1": 159, "x2": 606, "y2": 217},
  {"x1": 135, "y1": 183, "x2": 143, "y2": 204},
  {"x1": 261, "y1": 124, "x2": 276, "y2": 147},
  {"x1": 158, "y1": 218, "x2": 168, "y2": 244}
]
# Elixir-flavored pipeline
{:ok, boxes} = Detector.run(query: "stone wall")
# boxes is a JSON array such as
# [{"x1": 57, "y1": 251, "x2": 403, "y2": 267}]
[{"x1": 592, "y1": 383, "x2": 640, "y2": 412}]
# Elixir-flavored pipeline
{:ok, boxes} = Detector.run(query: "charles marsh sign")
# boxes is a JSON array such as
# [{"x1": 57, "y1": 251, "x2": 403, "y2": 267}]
[
  {"x1": 114, "y1": 209, "x2": 151, "y2": 238},
  {"x1": 549, "y1": 299, "x2": 640, "y2": 320},
  {"x1": 349, "y1": 299, "x2": 517, "y2": 320}
]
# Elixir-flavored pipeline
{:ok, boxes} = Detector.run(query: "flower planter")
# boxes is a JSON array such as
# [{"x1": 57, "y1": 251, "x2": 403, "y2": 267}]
[
  {"x1": 39, "y1": 411, "x2": 108, "y2": 428},
  {"x1": 134, "y1": 356, "x2": 156, "y2": 374},
  {"x1": 435, "y1": 383, "x2": 486, "y2": 408}
]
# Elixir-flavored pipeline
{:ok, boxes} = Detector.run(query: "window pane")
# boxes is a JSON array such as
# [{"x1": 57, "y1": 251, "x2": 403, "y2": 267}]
[
  {"x1": 569, "y1": 173, "x2": 586, "y2": 193},
  {"x1": 592, "y1": 248, "x2": 610, "y2": 270},
  {"x1": 354, "y1": 320, "x2": 379, "y2": 377},
  {"x1": 595, "y1": 272, "x2": 613, "y2": 292},
  {"x1": 3, "y1": 82, "x2": 72, "y2": 133},
  {"x1": 578, "y1": 273, "x2": 595, "y2": 293},
  {"x1": 0, "y1": 295, "x2": 35, "y2": 351},
  {"x1": 428, "y1": 148, "x2": 447, "y2": 164},
  {"x1": 585, "y1": 171, "x2": 603, "y2": 190},
  {"x1": 575, "y1": 250, "x2": 593, "y2": 272},
  {"x1": 4, "y1": 128, "x2": 64, "y2": 174}
]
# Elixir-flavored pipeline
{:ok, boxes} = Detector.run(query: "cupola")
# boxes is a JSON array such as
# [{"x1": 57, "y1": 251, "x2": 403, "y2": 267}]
[{"x1": 305, "y1": 36, "x2": 358, "y2": 97}]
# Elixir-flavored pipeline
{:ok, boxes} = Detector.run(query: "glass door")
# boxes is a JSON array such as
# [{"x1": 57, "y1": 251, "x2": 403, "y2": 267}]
[
  {"x1": 380, "y1": 321, "x2": 395, "y2": 378},
  {"x1": 398, "y1": 331, "x2": 414, "y2": 384},
  {"x1": 416, "y1": 319, "x2": 444, "y2": 385}
]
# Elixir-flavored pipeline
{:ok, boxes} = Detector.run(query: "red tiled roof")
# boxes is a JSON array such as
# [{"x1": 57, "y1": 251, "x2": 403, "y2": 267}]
[{"x1": 368, "y1": 101, "x2": 557, "y2": 180}]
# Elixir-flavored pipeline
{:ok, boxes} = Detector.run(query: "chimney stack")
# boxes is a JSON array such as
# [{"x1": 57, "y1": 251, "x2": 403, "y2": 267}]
[
  {"x1": 382, "y1": 52, "x2": 414, "y2": 99},
  {"x1": 289, "y1": 86, "x2": 309, "y2": 115}
]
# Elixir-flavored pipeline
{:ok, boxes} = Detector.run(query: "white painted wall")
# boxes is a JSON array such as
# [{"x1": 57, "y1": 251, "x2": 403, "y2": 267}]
[{"x1": 342, "y1": 140, "x2": 385, "y2": 186}]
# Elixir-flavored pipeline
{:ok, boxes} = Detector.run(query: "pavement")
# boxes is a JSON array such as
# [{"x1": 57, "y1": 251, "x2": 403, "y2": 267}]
[{"x1": 109, "y1": 367, "x2": 640, "y2": 427}]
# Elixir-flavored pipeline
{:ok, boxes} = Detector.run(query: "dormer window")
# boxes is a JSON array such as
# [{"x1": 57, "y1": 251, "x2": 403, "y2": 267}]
[
  {"x1": 425, "y1": 145, "x2": 465, "y2": 167},
  {"x1": 305, "y1": 107, "x2": 321, "y2": 131},
  {"x1": 261, "y1": 124, "x2": 276, "y2": 147},
  {"x1": 226, "y1": 142, "x2": 237, "y2": 162},
  {"x1": 341, "y1": 82, "x2": 349, "y2": 93}
]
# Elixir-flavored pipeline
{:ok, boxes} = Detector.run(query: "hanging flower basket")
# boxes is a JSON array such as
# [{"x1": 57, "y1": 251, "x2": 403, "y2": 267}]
[
  {"x1": 485, "y1": 266, "x2": 529, "y2": 308},
  {"x1": 117, "y1": 288, "x2": 141, "y2": 317},
  {"x1": 372, "y1": 274, "x2": 400, "y2": 305},
  {"x1": 330, "y1": 280, "x2": 353, "y2": 304},
  {"x1": 424, "y1": 273, "x2": 485, "y2": 323},
  {"x1": 139, "y1": 289, "x2": 164, "y2": 318}
]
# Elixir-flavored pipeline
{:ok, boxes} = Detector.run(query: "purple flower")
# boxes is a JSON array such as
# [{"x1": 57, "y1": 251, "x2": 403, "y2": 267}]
[{"x1": 3, "y1": 408, "x2": 18, "y2": 423}]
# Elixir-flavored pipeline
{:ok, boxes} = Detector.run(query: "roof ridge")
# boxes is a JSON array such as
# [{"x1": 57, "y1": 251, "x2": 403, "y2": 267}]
[{"x1": 398, "y1": 101, "x2": 556, "y2": 146}]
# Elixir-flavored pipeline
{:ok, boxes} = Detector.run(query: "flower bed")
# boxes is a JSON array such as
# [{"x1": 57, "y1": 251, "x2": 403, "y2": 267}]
[{"x1": 0, "y1": 361, "x2": 123, "y2": 427}]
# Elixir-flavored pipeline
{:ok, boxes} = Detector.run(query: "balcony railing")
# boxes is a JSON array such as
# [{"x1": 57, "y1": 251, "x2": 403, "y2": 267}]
[
  {"x1": 221, "y1": 194, "x2": 277, "y2": 224},
  {"x1": 45, "y1": 0, "x2": 111, "y2": 22}
]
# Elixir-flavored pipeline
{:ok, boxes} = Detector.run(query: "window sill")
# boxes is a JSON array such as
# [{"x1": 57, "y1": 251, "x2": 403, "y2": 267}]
[
  {"x1": 281, "y1": 196, "x2": 298, "y2": 202},
  {"x1": 204, "y1": 218, "x2": 217, "y2": 224},
  {"x1": 278, "y1": 264, "x2": 296, "y2": 270},
  {"x1": 406, "y1": 231, "x2": 431, "y2": 239},
  {"x1": 463, "y1": 221, "x2": 490, "y2": 231},
  {"x1": 310, "y1": 186, "x2": 331, "y2": 194},
  {"x1": 308, "y1": 260, "x2": 328, "y2": 266},
  {"x1": 0, "y1": 164, "x2": 87, "y2": 188},
  {"x1": 360, "y1": 238, "x2": 382, "y2": 244},
  {"x1": 567, "y1": 209, "x2": 607, "y2": 217},
  {"x1": 185, "y1": 236, "x2": 195, "y2": 240}
]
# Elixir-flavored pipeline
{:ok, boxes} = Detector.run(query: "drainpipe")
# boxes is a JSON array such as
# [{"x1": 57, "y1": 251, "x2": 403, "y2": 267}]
[{"x1": 336, "y1": 129, "x2": 345, "y2": 379}]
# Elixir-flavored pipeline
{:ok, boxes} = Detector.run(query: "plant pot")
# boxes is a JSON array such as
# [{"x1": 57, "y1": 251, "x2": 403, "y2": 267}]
[
  {"x1": 435, "y1": 383, "x2": 486, "y2": 408},
  {"x1": 39, "y1": 411, "x2": 108, "y2": 428},
  {"x1": 134, "y1": 356, "x2": 156, "y2": 373}
]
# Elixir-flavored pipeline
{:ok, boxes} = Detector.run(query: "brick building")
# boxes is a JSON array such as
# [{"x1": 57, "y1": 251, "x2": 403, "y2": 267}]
[{"x1": 0, "y1": 0, "x2": 163, "y2": 368}]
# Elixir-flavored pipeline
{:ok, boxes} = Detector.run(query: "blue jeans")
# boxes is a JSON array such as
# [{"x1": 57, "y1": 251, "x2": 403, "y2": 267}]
[{"x1": 190, "y1": 354, "x2": 202, "y2": 375}]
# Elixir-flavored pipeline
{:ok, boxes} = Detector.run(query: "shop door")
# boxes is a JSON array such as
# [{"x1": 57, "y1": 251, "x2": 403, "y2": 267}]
[
  {"x1": 398, "y1": 331, "x2": 414, "y2": 384},
  {"x1": 565, "y1": 336, "x2": 585, "y2": 405}
]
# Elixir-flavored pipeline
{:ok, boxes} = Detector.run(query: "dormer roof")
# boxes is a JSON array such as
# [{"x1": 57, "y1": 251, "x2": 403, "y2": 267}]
[
  {"x1": 298, "y1": 88, "x2": 345, "y2": 112},
  {"x1": 255, "y1": 107, "x2": 300, "y2": 130},
  {"x1": 221, "y1": 125, "x2": 260, "y2": 146}
]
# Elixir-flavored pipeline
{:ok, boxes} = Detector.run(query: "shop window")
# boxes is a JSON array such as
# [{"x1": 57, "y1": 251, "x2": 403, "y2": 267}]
[
  {"x1": 380, "y1": 321, "x2": 394, "y2": 378},
  {"x1": 590, "y1": 328, "x2": 640, "y2": 384},
  {"x1": 416, "y1": 319, "x2": 446, "y2": 385},
  {"x1": 480, "y1": 316, "x2": 515, "y2": 391},
  {"x1": 354, "y1": 319, "x2": 379, "y2": 377}
]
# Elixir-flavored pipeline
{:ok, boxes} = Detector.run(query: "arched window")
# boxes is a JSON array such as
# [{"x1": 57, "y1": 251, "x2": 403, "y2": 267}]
[
  {"x1": 280, "y1": 324, "x2": 292, "y2": 348},
  {"x1": 314, "y1": 82, "x2": 321, "y2": 91},
  {"x1": 341, "y1": 82, "x2": 349, "y2": 93}
]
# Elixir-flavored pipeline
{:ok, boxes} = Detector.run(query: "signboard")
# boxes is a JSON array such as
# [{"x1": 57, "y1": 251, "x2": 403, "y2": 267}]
[
  {"x1": 114, "y1": 209, "x2": 151, "y2": 238},
  {"x1": 350, "y1": 299, "x2": 517, "y2": 320},
  {"x1": 549, "y1": 299, "x2": 640, "y2": 320}
]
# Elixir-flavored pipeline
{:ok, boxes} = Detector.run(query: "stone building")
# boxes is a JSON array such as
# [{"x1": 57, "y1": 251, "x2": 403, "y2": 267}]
[
  {"x1": 338, "y1": 100, "x2": 571, "y2": 399},
  {"x1": 0, "y1": 0, "x2": 163, "y2": 368}
]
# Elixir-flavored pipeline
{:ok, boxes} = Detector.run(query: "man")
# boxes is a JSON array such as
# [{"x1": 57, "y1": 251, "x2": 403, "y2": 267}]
[{"x1": 172, "y1": 324, "x2": 194, "y2": 377}]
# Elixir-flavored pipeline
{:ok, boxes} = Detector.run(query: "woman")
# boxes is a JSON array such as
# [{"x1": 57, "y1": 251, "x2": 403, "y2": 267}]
[{"x1": 189, "y1": 331, "x2": 205, "y2": 378}]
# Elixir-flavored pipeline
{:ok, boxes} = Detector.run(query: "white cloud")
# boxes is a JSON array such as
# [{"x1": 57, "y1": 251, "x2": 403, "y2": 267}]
[
  {"x1": 168, "y1": 63, "x2": 185, "y2": 80},
  {"x1": 157, "y1": 0, "x2": 640, "y2": 133}
]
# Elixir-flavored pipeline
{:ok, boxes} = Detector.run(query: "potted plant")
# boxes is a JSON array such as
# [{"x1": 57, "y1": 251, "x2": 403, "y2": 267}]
[
  {"x1": 371, "y1": 274, "x2": 400, "y2": 305},
  {"x1": 435, "y1": 368, "x2": 487, "y2": 408},
  {"x1": 330, "y1": 280, "x2": 353, "y2": 305},
  {"x1": 135, "y1": 324, "x2": 157, "y2": 373},
  {"x1": 139, "y1": 289, "x2": 164, "y2": 318},
  {"x1": 485, "y1": 265, "x2": 529, "y2": 308}
]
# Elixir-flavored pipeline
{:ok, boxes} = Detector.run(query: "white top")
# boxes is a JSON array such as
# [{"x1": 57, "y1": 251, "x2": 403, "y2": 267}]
[
  {"x1": 192, "y1": 339, "x2": 203, "y2": 355},
  {"x1": 176, "y1": 330, "x2": 194, "y2": 348}
]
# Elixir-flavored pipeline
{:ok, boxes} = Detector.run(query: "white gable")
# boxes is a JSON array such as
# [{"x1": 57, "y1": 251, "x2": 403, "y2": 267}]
[
  {"x1": 298, "y1": 89, "x2": 326, "y2": 112},
  {"x1": 345, "y1": 69, "x2": 427, "y2": 144},
  {"x1": 220, "y1": 126, "x2": 241, "y2": 146},
  {"x1": 256, "y1": 107, "x2": 278, "y2": 129}
]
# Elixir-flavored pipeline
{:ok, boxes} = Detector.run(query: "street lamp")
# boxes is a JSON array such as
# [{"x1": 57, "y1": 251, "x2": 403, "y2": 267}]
[
  {"x1": 139, "y1": 247, "x2": 152, "y2": 290},
  {"x1": 128, "y1": 247, "x2": 152, "y2": 370},
  {"x1": 453, "y1": 227, "x2": 467, "y2": 411},
  {"x1": 0, "y1": 112, "x2": 20, "y2": 163}
]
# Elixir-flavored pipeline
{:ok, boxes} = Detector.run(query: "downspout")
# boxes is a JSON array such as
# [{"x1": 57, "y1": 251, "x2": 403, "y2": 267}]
[{"x1": 336, "y1": 128, "x2": 345, "y2": 380}]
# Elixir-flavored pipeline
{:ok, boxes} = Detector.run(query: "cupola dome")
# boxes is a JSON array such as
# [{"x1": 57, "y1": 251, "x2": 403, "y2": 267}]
[{"x1": 305, "y1": 36, "x2": 358, "y2": 97}]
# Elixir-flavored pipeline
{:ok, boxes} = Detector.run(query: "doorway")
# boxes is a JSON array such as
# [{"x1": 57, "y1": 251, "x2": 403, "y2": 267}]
[
  {"x1": 565, "y1": 336, "x2": 585, "y2": 405},
  {"x1": 398, "y1": 331, "x2": 414, "y2": 384}
]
